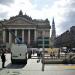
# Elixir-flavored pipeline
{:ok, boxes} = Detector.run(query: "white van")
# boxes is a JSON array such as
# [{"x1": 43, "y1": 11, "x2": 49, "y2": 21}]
[{"x1": 11, "y1": 44, "x2": 27, "y2": 64}]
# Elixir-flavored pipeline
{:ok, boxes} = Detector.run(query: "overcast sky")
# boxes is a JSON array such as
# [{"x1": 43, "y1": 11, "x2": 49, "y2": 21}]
[{"x1": 0, "y1": 0, "x2": 74, "y2": 36}]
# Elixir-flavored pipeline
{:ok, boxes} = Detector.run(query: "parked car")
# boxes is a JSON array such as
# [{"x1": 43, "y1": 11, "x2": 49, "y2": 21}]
[
  {"x1": 61, "y1": 47, "x2": 67, "y2": 52},
  {"x1": 71, "y1": 48, "x2": 75, "y2": 52}
]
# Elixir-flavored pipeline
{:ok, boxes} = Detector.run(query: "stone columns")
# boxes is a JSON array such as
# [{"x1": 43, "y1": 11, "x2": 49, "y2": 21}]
[
  {"x1": 3, "y1": 29, "x2": 6, "y2": 43},
  {"x1": 22, "y1": 29, "x2": 24, "y2": 43},
  {"x1": 34, "y1": 29, "x2": 37, "y2": 42},
  {"x1": 9, "y1": 30, "x2": 12, "y2": 44},
  {"x1": 15, "y1": 29, "x2": 17, "y2": 43},
  {"x1": 28, "y1": 29, "x2": 30, "y2": 44}
]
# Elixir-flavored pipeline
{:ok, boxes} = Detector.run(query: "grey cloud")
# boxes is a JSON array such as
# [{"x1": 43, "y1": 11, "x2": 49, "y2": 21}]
[
  {"x1": 0, "y1": 0, "x2": 14, "y2": 5},
  {"x1": 59, "y1": 0, "x2": 75, "y2": 34},
  {"x1": 70, "y1": 0, "x2": 75, "y2": 8}
]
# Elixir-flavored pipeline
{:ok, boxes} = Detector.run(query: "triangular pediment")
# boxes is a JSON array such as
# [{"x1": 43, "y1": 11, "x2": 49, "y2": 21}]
[{"x1": 5, "y1": 17, "x2": 35, "y2": 25}]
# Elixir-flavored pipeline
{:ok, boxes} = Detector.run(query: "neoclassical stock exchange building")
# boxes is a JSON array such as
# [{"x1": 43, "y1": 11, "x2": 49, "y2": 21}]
[{"x1": 0, "y1": 10, "x2": 51, "y2": 48}]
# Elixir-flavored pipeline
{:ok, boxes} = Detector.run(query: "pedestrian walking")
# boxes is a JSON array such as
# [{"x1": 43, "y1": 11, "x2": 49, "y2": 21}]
[
  {"x1": 58, "y1": 48, "x2": 60, "y2": 58},
  {"x1": 37, "y1": 51, "x2": 41, "y2": 63},
  {"x1": 1, "y1": 52, "x2": 6, "y2": 68}
]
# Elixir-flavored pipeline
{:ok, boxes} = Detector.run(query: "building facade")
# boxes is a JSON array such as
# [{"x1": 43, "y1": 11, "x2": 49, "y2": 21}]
[
  {"x1": 55, "y1": 26, "x2": 75, "y2": 48},
  {"x1": 0, "y1": 10, "x2": 51, "y2": 48}
]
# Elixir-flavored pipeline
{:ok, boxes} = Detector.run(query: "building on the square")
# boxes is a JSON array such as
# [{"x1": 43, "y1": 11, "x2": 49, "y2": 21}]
[
  {"x1": 55, "y1": 26, "x2": 75, "y2": 48},
  {"x1": 0, "y1": 10, "x2": 51, "y2": 48}
]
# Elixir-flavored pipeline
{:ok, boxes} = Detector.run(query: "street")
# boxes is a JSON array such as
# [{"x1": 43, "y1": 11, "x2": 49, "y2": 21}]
[{"x1": 0, "y1": 54, "x2": 75, "y2": 75}]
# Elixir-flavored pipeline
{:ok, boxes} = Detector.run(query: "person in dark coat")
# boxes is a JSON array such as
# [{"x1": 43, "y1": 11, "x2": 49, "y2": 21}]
[
  {"x1": 37, "y1": 51, "x2": 41, "y2": 63},
  {"x1": 1, "y1": 52, "x2": 6, "y2": 68}
]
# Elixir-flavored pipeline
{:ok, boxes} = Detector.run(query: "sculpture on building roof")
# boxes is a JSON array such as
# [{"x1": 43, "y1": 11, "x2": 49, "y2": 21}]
[{"x1": 19, "y1": 10, "x2": 23, "y2": 16}]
